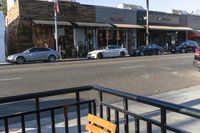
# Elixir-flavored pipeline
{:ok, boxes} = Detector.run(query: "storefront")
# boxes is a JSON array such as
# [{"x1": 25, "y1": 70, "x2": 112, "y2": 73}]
[
  {"x1": 95, "y1": 6, "x2": 140, "y2": 51},
  {"x1": 137, "y1": 11, "x2": 191, "y2": 50},
  {"x1": 148, "y1": 26, "x2": 192, "y2": 51},
  {"x1": 32, "y1": 20, "x2": 74, "y2": 58},
  {"x1": 73, "y1": 22, "x2": 112, "y2": 57},
  {"x1": 8, "y1": 0, "x2": 200, "y2": 57},
  {"x1": 73, "y1": 24, "x2": 142, "y2": 57},
  {"x1": 188, "y1": 16, "x2": 200, "y2": 43}
]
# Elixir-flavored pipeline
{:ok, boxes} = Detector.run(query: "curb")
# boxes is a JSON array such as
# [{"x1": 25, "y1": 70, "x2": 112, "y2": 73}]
[
  {"x1": 0, "y1": 62, "x2": 12, "y2": 66},
  {"x1": 0, "y1": 58, "x2": 88, "y2": 66}
]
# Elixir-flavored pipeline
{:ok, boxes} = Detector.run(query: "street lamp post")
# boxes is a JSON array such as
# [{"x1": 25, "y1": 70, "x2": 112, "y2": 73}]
[{"x1": 146, "y1": 0, "x2": 149, "y2": 45}]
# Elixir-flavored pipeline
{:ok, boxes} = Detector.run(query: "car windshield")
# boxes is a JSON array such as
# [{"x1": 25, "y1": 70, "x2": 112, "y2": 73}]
[
  {"x1": 23, "y1": 49, "x2": 31, "y2": 53},
  {"x1": 138, "y1": 46, "x2": 145, "y2": 50},
  {"x1": 106, "y1": 45, "x2": 120, "y2": 49},
  {"x1": 179, "y1": 43, "x2": 187, "y2": 47}
]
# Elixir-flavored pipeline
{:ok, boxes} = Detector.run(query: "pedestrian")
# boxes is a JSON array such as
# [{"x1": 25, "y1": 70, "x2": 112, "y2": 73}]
[{"x1": 44, "y1": 43, "x2": 48, "y2": 48}]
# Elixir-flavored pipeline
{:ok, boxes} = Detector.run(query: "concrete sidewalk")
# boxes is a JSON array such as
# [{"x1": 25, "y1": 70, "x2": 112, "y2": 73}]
[{"x1": 1, "y1": 85, "x2": 200, "y2": 133}]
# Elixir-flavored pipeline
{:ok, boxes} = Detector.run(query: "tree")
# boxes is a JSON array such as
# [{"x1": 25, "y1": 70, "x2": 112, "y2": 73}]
[{"x1": 0, "y1": 0, "x2": 7, "y2": 15}]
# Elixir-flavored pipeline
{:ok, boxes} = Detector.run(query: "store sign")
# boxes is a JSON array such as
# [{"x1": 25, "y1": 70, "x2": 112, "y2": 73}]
[
  {"x1": 60, "y1": 4, "x2": 79, "y2": 13},
  {"x1": 96, "y1": 6, "x2": 137, "y2": 24},
  {"x1": 110, "y1": 17, "x2": 124, "y2": 23},
  {"x1": 149, "y1": 14, "x2": 179, "y2": 24}
]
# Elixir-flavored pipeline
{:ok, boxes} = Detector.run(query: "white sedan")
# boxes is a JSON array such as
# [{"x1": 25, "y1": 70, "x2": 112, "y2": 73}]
[{"x1": 87, "y1": 45, "x2": 129, "y2": 59}]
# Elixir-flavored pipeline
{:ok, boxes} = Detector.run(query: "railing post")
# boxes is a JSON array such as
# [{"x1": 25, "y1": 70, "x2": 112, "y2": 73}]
[
  {"x1": 147, "y1": 122, "x2": 152, "y2": 133},
  {"x1": 21, "y1": 115, "x2": 26, "y2": 133},
  {"x1": 99, "y1": 91, "x2": 103, "y2": 118},
  {"x1": 135, "y1": 117, "x2": 140, "y2": 133},
  {"x1": 161, "y1": 107, "x2": 167, "y2": 133},
  {"x1": 88, "y1": 102, "x2": 92, "y2": 114},
  {"x1": 106, "y1": 107, "x2": 111, "y2": 121},
  {"x1": 123, "y1": 98, "x2": 129, "y2": 133},
  {"x1": 35, "y1": 98, "x2": 41, "y2": 133},
  {"x1": 4, "y1": 118, "x2": 9, "y2": 133},
  {"x1": 93, "y1": 100, "x2": 97, "y2": 115},
  {"x1": 64, "y1": 106, "x2": 69, "y2": 133},
  {"x1": 115, "y1": 110, "x2": 119, "y2": 133},
  {"x1": 51, "y1": 109, "x2": 56, "y2": 133},
  {"x1": 76, "y1": 92, "x2": 81, "y2": 133}
]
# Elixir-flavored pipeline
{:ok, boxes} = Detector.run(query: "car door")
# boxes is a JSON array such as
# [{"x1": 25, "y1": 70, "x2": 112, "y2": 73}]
[
  {"x1": 23, "y1": 48, "x2": 38, "y2": 61},
  {"x1": 185, "y1": 42, "x2": 191, "y2": 51},
  {"x1": 145, "y1": 45, "x2": 152, "y2": 55},
  {"x1": 113, "y1": 46, "x2": 122, "y2": 57},
  {"x1": 38, "y1": 48, "x2": 51, "y2": 60},
  {"x1": 105, "y1": 46, "x2": 116, "y2": 57},
  {"x1": 28, "y1": 48, "x2": 43, "y2": 61},
  {"x1": 151, "y1": 44, "x2": 158, "y2": 54}
]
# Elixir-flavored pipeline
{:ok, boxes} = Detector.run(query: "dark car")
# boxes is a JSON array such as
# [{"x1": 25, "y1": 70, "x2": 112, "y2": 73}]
[
  {"x1": 130, "y1": 44, "x2": 163, "y2": 56},
  {"x1": 172, "y1": 40, "x2": 199, "y2": 53},
  {"x1": 193, "y1": 47, "x2": 200, "y2": 71}
]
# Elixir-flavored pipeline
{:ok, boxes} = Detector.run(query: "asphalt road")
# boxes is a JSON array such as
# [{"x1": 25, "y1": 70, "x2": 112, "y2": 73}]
[{"x1": 0, "y1": 53, "x2": 199, "y2": 98}]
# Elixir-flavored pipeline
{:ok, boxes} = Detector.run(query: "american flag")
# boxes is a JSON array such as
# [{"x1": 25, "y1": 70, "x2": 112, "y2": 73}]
[{"x1": 56, "y1": 1, "x2": 60, "y2": 14}]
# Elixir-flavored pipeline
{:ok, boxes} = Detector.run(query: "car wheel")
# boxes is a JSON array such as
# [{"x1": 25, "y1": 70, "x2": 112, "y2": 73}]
[
  {"x1": 171, "y1": 48, "x2": 176, "y2": 54},
  {"x1": 139, "y1": 52, "x2": 144, "y2": 56},
  {"x1": 193, "y1": 48, "x2": 196, "y2": 53},
  {"x1": 120, "y1": 51, "x2": 125, "y2": 57},
  {"x1": 181, "y1": 48, "x2": 186, "y2": 53},
  {"x1": 97, "y1": 53, "x2": 103, "y2": 59},
  {"x1": 48, "y1": 55, "x2": 56, "y2": 62},
  {"x1": 157, "y1": 50, "x2": 162, "y2": 55},
  {"x1": 16, "y1": 56, "x2": 25, "y2": 64}
]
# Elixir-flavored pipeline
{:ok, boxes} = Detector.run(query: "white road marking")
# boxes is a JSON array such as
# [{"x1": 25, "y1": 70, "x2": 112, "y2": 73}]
[
  {"x1": 172, "y1": 72, "x2": 184, "y2": 76},
  {"x1": 160, "y1": 67, "x2": 172, "y2": 70},
  {"x1": 121, "y1": 65, "x2": 147, "y2": 69},
  {"x1": 141, "y1": 74, "x2": 152, "y2": 79},
  {"x1": 0, "y1": 77, "x2": 22, "y2": 82}
]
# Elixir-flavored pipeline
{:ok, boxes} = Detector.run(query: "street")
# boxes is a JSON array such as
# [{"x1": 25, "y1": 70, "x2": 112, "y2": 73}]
[{"x1": 0, "y1": 53, "x2": 199, "y2": 97}]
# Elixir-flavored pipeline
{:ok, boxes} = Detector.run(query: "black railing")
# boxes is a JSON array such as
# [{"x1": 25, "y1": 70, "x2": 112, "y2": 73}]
[{"x1": 0, "y1": 85, "x2": 200, "y2": 133}]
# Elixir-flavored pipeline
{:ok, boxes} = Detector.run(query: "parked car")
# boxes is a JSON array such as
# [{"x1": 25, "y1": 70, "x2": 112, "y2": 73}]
[
  {"x1": 7, "y1": 47, "x2": 61, "y2": 64},
  {"x1": 87, "y1": 45, "x2": 128, "y2": 59},
  {"x1": 193, "y1": 46, "x2": 200, "y2": 71},
  {"x1": 171, "y1": 40, "x2": 199, "y2": 53},
  {"x1": 130, "y1": 44, "x2": 163, "y2": 56}
]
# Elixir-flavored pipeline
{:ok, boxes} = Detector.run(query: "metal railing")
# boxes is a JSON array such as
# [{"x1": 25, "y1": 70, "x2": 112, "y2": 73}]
[{"x1": 0, "y1": 85, "x2": 200, "y2": 133}]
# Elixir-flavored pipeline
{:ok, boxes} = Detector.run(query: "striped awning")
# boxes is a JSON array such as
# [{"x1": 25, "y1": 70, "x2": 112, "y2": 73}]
[
  {"x1": 189, "y1": 30, "x2": 200, "y2": 38},
  {"x1": 148, "y1": 25, "x2": 193, "y2": 31},
  {"x1": 33, "y1": 20, "x2": 72, "y2": 26},
  {"x1": 75, "y1": 22, "x2": 113, "y2": 28},
  {"x1": 113, "y1": 24, "x2": 144, "y2": 29}
]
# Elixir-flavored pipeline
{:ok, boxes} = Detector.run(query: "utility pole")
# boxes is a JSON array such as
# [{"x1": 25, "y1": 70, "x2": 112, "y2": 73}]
[{"x1": 146, "y1": 0, "x2": 149, "y2": 45}]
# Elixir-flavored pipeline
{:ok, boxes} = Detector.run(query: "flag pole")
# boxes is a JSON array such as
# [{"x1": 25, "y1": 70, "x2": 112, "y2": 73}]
[
  {"x1": 54, "y1": 0, "x2": 58, "y2": 51},
  {"x1": 146, "y1": 0, "x2": 149, "y2": 45}
]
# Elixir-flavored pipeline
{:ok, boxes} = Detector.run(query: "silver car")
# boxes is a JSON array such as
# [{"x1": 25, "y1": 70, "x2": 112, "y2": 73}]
[
  {"x1": 87, "y1": 45, "x2": 129, "y2": 59},
  {"x1": 7, "y1": 47, "x2": 61, "y2": 64}
]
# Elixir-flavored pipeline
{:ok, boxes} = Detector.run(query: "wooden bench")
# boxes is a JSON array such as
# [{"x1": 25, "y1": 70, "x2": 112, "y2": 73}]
[{"x1": 86, "y1": 114, "x2": 116, "y2": 133}]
